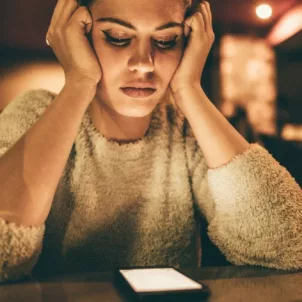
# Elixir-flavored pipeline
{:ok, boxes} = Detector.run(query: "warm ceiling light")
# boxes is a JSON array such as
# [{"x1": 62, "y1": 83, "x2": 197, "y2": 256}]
[
  {"x1": 267, "y1": 4, "x2": 302, "y2": 45},
  {"x1": 256, "y1": 4, "x2": 273, "y2": 19}
]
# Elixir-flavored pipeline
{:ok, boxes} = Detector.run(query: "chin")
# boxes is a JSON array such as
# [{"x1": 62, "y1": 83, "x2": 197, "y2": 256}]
[
  {"x1": 97, "y1": 88, "x2": 166, "y2": 118},
  {"x1": 111, "y1": 100, "x2": 158, "y2": 118}
]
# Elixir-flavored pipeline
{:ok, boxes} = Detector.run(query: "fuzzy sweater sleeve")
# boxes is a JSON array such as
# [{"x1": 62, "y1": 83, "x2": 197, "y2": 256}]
[
  {"x1": 0, "y1": 89, "x2": 54, "y2": 282},
  {"x1": 188, "y1": 139, "x2": 302, "y2": 270}
]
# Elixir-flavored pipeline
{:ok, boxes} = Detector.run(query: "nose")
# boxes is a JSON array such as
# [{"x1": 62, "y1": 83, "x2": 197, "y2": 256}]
[{"x1": 128, "y1": 41, "x2": 155, "y2": 73}]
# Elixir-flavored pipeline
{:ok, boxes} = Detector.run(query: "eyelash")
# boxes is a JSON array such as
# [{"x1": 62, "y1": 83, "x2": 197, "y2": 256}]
[{"x1": 102, "y1": 31, "x2": 178, "y2": 49}]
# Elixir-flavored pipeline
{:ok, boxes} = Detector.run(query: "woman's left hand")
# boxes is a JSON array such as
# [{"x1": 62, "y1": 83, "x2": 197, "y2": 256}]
[{"x1": 169, "y1": 1, "x2": 215, "y2": 98}]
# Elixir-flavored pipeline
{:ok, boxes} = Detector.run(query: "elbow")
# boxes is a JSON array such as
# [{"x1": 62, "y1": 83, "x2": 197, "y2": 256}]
[
  {"x1": 0, "y1": 218, "x2": 45, "y2": 283},
  {"x1": 218, "y1": 238, "x2": 302, "y2": 271}
]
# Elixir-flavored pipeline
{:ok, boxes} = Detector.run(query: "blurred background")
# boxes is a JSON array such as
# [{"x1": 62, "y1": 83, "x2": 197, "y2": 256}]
[{"x1": 0, "y1": 0, "x2": 301, "y2": 185}]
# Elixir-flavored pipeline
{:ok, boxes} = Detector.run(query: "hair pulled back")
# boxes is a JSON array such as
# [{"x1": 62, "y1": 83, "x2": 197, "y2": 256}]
[{"x1": 79, "y1": 0, "x2": 201, "y2": 18}]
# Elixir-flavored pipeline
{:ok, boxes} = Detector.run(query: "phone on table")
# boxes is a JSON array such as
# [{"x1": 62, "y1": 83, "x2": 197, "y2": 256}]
[{"x1": 113, "y1": 266, "x2": 210, "y2": 301}]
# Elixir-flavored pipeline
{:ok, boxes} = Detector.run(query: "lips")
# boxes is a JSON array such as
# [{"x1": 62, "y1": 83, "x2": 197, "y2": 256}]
[
  {"x1": 120, "y1": 87, "x2": 156, "y2": 98},
  {"x1": 121, "y1": 81, "x2": 156, "y2": 90}
]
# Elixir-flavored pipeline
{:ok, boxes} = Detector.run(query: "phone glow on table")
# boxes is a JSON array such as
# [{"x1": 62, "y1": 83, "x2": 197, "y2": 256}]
[{"x1": 119, "y1": 268, "x2": 203, "y2": 292}]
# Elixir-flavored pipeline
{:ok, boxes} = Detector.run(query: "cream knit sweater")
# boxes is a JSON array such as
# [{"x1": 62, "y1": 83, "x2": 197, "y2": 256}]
[{"x1": 0, "y1": 89, "x2": 301, "y2": 282}]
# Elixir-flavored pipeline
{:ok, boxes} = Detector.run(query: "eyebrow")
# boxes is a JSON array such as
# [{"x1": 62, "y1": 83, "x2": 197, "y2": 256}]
[{"x1": 95, "y1": 17, "x2": 184, "y2": 31}]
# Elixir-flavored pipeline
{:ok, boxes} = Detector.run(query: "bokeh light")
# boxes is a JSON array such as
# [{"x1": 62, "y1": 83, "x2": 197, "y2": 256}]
[{"x1": 256, "y1": 4, "x2": 273, "y2": 20}]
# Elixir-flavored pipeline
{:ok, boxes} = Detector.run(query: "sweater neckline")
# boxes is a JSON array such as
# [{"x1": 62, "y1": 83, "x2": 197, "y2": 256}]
[{"x1": 80, "y1": 102, "x2": 165, "y2": 160}]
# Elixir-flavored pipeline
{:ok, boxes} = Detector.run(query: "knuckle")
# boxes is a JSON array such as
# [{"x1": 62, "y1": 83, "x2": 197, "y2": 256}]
[
  {"x1": 207, "y1": 35, "x2": 214, "y2": 44},
  {"x1": 64, "y1": 23, "x2": 74, "y2": 35},
  {"x1": 192, "y1": 12, "x2": 201, "y2": 24},
  {"x1": 80, "y1": 5, "x2": 88, "y2": 11},
  {"x1": 53, "y1": 27, "x2": 61, "y2": 36},
  {"x1": 46, "y1": 30, "x2": 53, "y2": 40},
  {"x1": 77, "y1": 5, "x2": 88, "y2": 13},
  {"x1": 52, "y1": 27, "x2": 63, "y2": 40}
]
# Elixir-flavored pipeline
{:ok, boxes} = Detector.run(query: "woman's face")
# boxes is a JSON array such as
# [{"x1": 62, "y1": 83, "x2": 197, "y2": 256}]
[{"x1": 90, "y1": 0, "x2": 186, "y2": 117}]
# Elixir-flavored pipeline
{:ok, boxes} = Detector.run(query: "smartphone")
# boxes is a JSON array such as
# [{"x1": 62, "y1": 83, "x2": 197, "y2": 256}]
[{"x1": 113, "y1": 266, "x2": 210, "y2": 301}]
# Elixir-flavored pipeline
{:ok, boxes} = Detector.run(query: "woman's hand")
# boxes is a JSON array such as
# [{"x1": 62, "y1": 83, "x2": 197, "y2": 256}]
[
  {"x1": 169, "y1": 1, "x2": 214, "y2": 98},
  {"x1": 46, "y1": 0, "x2": 102, "y2": 87}
]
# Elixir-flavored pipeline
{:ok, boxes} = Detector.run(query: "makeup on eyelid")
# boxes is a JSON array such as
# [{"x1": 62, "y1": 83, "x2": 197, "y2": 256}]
[
  {"x1": 101, "y1": 30, "x2": 180, "y2": 48},
  {"x1": 101, "y1": 30, "x2": 180, "y2": 41}
]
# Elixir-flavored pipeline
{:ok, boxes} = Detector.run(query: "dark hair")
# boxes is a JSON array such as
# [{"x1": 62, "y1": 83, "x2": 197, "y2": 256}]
[{"x1": 78, "y1": 0, "x2": 201, "y2": 18}]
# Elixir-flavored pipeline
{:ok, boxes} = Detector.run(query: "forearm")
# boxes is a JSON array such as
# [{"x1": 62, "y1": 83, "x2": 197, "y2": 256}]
[
  {"x1": 0, "y1": 81, "x2": 96, "y2": 227},
  {"x1": 205, "y1": 144, "x2": 302, "y2": 269},
  {"x1": 172, "y1": 85, "x2": 250, "y2": 169}
]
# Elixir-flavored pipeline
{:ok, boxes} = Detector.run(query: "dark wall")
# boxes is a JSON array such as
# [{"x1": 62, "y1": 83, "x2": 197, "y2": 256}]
[{"x1": 275, "y1": 49, "x2": 302, "y2": 124}]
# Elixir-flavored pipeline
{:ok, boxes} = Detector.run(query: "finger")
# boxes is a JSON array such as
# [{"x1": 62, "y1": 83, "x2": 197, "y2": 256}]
[
  {"x1": 203, "y1": 1, "x2": 215, "y2": 42},
  {"x1": 203, "y1": 1, "x2": 213, "y2": 35},
  {"x1": 200, "y1": 2, "x2": 209, "y2": 32},
  {"x1": 57, "y1": 0, "x2": 80, "y2": 27},
  {"x1": 204, "y1": 1, "x2": 213, "y2": 28},
  {"x1": 184, "y1": 11, "x2": 206, "y2": 47},
  {"x1": 194, "y1": 12, "x2": 206, "y2": 35},
  {"x1": 47, "y1": 0, "x2": 68, "y2": 42},
  {"x1": 48, "y1": 0, "x2": 67, "y2": 29}
]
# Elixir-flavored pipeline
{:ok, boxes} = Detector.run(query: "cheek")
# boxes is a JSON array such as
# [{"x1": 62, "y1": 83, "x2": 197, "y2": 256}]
[
  {"x1": 155, "y1": 50, "x2": 183, "y2": 82},
  {"x1": 155, "y1": 38, "x2": 185, "y2": 81},
  {"x1": 92, "y1": 41, "x2": 125, "y2": 80},
  {"x1": 91, "y1": 30, "x2": 120, "y2": 67},
  {"x1": 93, "y1": 39, "x2": 113, "y2": 63}
]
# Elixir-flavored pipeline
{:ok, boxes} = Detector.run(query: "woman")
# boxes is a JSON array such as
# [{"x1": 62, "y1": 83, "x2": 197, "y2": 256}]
[{"x1": 0, "y1": 0, "x2": 301, "y2": 282}]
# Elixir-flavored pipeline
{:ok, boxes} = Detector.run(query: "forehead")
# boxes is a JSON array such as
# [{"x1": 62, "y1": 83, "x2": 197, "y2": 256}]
[{"x1": 91, "y1": 0, "x2": 185, "y2": 25}]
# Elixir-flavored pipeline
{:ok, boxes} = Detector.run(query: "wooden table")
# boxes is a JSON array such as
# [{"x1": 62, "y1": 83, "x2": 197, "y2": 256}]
[{"x1": 1, "y1": 266, "x2": 301, "y2": 301}]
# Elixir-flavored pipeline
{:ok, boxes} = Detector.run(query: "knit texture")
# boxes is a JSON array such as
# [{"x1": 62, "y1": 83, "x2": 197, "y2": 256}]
[{"x1": 0, "y1": 89, "x2": 301, "y2": 282}]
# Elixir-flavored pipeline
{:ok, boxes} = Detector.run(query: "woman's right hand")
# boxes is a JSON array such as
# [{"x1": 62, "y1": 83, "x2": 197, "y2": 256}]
[{"x1": 46, "y1": 0, "x2": 102, "y2": 87}]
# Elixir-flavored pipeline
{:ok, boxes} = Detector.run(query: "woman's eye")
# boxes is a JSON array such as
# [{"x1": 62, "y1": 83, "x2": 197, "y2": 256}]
[
  {"x1": 102, "y1": 31, "x2": 131, "y2": 47},
  {"x1": 155, "y1": 37, "x2": 178, "y2": 49},
  {"x1": 102, "y1": 31, "x2": 178, "y2": 49}
]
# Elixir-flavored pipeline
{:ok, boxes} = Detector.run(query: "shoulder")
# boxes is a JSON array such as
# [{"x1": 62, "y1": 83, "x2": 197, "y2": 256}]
[
  {"x1": 3, "y1": 89, "x2": 57, "y2": 116},
  {"x1": 0, "y1": 89, "x2": 57, "y2": 156}
]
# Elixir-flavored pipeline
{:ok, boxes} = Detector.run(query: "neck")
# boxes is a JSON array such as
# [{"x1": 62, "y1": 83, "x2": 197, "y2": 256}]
[{"x1": 88, "y1": 99, "x2": 152, "y2": 143}]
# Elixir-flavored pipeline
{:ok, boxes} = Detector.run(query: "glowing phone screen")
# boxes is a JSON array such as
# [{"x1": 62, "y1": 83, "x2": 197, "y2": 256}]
[{"x1": 119, "y1": 268, "x2": 203, "y2": 293}]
